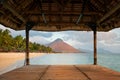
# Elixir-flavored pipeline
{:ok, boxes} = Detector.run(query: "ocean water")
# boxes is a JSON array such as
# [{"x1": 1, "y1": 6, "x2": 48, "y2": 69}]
[
  {"x1": 1, "y1": 53, "x2": 120, "y2": 75},
  {"x1": 30, "y1": 53, "x2": 120, "y2": 72}
]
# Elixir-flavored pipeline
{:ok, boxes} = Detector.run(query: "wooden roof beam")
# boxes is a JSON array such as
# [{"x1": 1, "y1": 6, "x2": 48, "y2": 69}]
[
  {"x1": 52, "y1": 0, "x2": 63, "y2": 9},
  {"x1": 7, "y1": 15, "x2": 22, "y2": 24},
  {"x1": 25, "y1": 11, "x2": 102, "y2": 16},
  {"x1": 0, "y1": 15, "x2": 20, "y2": 24},
  {"x1": 2, "y1": 1, "x2": 26, "y2": 23},
  {"x1": 16, "y1": 0, "x2": 33, "y2": 9},
  {"x1": 35, "y1": 0, "x2": 47, "y2": 24},
  {"x1": 0, "y1": 10, "x2": 20, "y2": 24},
  {"x1": 65, "y1": 0, "x2": 72, "y2": 6},
  {"x1": 48, "y1": 2, "x2": 52, "y2": 22},
  {"x1": 35, "y1": 22, "x2": 85, "y2": 26},
  {"x1": 97, "y1": 2, "x2": 120, "y2": 24},
  {"x1": 76, "y1": 0, "x2": 88, "y2": 24},
  {"x1": 61, "y1": 0, "x2": 72, "y2": 8}
]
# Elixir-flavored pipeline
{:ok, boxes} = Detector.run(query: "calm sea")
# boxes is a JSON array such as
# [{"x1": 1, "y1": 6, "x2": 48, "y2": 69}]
[
  {"x1": 1, "y1": 53, "x2": 120, "y2": 75},
  {"x1": 30, "y1": 53, "x2": 120, "y2": 72}
]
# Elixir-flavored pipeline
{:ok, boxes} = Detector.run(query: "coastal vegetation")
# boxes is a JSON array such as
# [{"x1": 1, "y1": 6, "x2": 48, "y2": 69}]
[{"x1": 0, "y1": 29, "x2": 53, "y2": 53}]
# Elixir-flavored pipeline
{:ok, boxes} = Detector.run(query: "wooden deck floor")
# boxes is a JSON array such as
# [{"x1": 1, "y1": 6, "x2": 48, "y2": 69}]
[{"x1": 0, "y1": 65, "x2": 120, "y2": 80}]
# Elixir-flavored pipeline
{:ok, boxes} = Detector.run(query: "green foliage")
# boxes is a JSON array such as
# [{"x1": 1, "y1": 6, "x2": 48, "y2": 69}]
[
  {"x1": 13, "y1": 35, "x2": 25, "y2": 52},
  {"x1": 0, "y1": 29, "x2": 13, "y2": 51},
  {"x1": 0, "y1": 29, "x2": 53, "y2": 53}
]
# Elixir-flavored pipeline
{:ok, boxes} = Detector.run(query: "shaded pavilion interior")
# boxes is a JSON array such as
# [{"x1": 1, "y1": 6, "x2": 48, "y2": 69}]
[{"x1": 0, "y1": 0, "x2": 120, "y2": 65}]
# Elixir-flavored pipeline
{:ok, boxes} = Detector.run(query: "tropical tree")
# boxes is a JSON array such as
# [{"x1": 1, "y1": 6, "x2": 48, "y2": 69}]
[
  {"x1": 1, "y1": 29, "x2": 13, "y2": 51},
  {"x1": 46, "y1": 47, "x2": 52, "y2": 53},
  {"x1": 0, "y1": 29, "x2": 53, "y2": 52},
  {"x1": 13, "y1": 35, "x2": 24, "y2": 51}
]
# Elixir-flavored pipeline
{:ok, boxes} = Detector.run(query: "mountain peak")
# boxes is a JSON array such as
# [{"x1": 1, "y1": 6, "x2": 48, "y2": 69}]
[
  {"x1": 48, "y1": 38, "x2": 80, "y2": 53},
  {"x1": 54, "y1": 38, "x2": 63, "y2": 42}
]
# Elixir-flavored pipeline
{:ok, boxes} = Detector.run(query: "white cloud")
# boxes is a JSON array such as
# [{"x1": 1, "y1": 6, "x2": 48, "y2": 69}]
[
  {"x1": 29, "y1": 36, "x2": 50, "y2": 45},
  {"x1": 111, "y1": 28, "x2": 120, "y2": 34},
  {"x1": 0, "y1": 24, "x2": 7, "y2": 30},
  {"x1": 62, "y1": 31, "x2": 93, "y2": 43},
  {"x1": 97, "y1": 32, "x2": 117, "y2": 41},
  {"x1": 65, "y1": 39, "x2": 84, "y2": 48},
  {"x1": 46, "y1": 31, "x2": 67, "y2": 42}
]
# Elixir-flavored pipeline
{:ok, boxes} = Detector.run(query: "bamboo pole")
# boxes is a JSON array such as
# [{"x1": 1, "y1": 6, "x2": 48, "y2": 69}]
[{"x1": 93, "y1": 30, "x2": 97, "y2": 65}]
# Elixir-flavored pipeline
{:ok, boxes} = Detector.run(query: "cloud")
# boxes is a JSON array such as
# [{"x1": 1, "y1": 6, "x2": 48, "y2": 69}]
[
  {"x1": 115, "y1": 37, "x2": 120, "y2": 41},
  {"x1": 0, "y1": 24, "x2": 7, "y2": 30},
  {"x1": 38, "y1": 32, "x2": 52, "y2": 38},
  {"x1": 97, "y1": 32, "x2": 117, "y2": 41},
  {"x1": 111, "y1": 28, "x2": 120, "y2": 34},
  {"x1": 67, "y1": 39, "x2": 93, "y2": 50},
  {"x1": 11, "y1": 30, "x2": 25, "y2": 37},
  {"x1": 46, "y1": 31, "x2": 67, "y2": 41},
  {"x1": 29, "y1": 36, "x2": 50, "y2": 45},
  {"x1": 97, "y1": 29, "x2": 120, "y2": 53},
  {"x1": 60, "y1": 31, "x2": 93, "y2": 43},
  {"x1": 97, "y1": 29, "x2": 120, "y2": 47},
  {"x1": 108, "y1": 45, "x2": 120, "y2": 53},
  {"x1": 104, "y1": 40, "x2": 120, "y2": 46},
  {"x1": 30, "y1": 31, "x2": 53, "y2": 38},
  {"x1": 93, "y1": 40, "x2": 120, "y2": 53}
]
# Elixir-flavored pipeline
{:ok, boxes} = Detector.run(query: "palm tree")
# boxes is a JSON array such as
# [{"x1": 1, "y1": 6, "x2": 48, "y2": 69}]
[
  {"x1": 14, "y1": 35, "x2": 24, "y2": 51},
  {"x1": 1, "y1": 29, "x2": 13, "y2": 51}
]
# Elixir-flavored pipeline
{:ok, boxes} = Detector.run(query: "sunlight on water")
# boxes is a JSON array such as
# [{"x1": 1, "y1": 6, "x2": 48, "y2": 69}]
[{"x1": 30, "y1": 53, "x2": 120, "y2": 72}]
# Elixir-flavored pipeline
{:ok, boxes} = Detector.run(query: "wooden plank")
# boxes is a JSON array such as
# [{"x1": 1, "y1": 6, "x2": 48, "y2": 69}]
[
  {"x1": 0, "y1": 65, "x2": 48, "y2": 80},
  {"x1": 75, "y1": 65, "x2": 120, "y2": 80},
  {"x1": 0, "y1": 65, "x2": 120, "y2": 80},
  {"x1": 40, "y1": 65, "x2": 88, "y2": 80}
]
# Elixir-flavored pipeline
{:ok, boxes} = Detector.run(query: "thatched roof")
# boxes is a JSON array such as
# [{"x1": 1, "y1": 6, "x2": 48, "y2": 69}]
[{"x1": 0, "y1": 0, "x2": 120, "y2": 31}]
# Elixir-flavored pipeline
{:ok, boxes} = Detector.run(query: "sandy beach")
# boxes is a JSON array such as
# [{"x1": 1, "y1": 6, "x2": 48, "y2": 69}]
[{"x1": 0, "y1": 52, "x2": 45, "y2": 74}]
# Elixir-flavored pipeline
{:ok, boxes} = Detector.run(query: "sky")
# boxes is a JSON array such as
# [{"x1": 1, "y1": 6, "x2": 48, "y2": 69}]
[{"x1": 0, "y1": 24, "x2": 120, "y2": 53}]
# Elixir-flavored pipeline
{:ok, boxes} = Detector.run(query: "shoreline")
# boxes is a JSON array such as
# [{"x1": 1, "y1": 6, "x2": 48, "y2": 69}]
[{"x1": 0, "y1": 52, "x2": 46, "y2": 75}]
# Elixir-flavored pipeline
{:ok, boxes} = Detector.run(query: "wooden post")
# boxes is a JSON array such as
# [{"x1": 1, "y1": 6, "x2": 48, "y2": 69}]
[
  {"x1": 25, "y1": 22, "x2": 34, "y2": 65},
  {"x1": 25, "y1": 26, "x2": 29, "y2": 65},
  {"x1": 93, "y1": 30, "x2": 97, "y2": 65}
]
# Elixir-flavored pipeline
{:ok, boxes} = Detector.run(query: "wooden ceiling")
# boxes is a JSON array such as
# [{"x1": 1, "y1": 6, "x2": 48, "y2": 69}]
[{"x1": 0, "y1": 0, "x2": 120, "y2": 31}]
